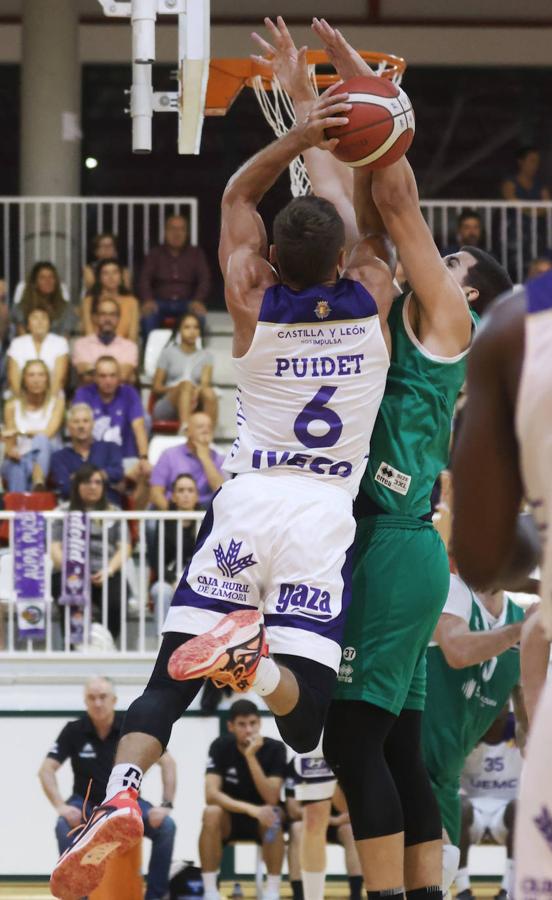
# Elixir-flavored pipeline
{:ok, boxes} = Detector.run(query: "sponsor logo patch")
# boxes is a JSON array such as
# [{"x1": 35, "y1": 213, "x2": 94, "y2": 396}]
[
  {"x1": 214, "y1": 539, "x2": 257, "y2": 579},
  {"x1": 374, "y1": 461, "x2": 411, "y2": 495},
  {"x1": 314, "y1": 300, "x2": 331, "y2": 320}
]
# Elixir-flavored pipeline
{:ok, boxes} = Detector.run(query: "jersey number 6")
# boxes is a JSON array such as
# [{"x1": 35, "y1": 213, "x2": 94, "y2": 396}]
[{"x1": 294, "y1": 386, "x2": 343, "y2": 449}]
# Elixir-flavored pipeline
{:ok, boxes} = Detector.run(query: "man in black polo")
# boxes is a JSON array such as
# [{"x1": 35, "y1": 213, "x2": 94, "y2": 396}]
[
  {"x1": 38, "y1": 676, "x2": 177, "y2": 900},
  {"x1": 199, "y1": 699, "x2": 287, "y2": 900}
]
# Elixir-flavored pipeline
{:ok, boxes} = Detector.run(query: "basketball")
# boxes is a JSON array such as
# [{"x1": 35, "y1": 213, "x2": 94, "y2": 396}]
[{"x1": 325, "y1": 74, "x2": 415, "y2": 169}]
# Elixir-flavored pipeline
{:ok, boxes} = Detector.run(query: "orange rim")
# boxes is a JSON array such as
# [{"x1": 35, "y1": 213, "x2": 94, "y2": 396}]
[{"x1": 247, "y1": 49, "x2": 406, "y2": 88}]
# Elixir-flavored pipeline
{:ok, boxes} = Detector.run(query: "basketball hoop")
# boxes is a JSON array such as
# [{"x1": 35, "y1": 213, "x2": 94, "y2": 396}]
[{"x1": 206, "y1": 51, "x2": 407, "y2": 196}]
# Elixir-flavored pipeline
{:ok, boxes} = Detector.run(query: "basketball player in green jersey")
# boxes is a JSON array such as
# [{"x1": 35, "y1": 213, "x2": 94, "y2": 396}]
[
  {"x1": 422, "y1": 573, "x2": 525, "y2": 854},
  {"x1": 252, "y1": 17, "x2": 513, "y2": 900}
]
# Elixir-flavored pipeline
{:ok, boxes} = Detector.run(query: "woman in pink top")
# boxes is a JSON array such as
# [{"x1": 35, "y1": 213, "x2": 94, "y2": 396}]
[{"x1": 82, "y1": 259, "x2": 139, "y2": 342}]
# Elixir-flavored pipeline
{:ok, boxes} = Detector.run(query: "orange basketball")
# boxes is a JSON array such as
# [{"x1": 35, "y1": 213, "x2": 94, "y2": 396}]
[{"x1": 326, "y1": 74, "x2": 415, "y2": 169}]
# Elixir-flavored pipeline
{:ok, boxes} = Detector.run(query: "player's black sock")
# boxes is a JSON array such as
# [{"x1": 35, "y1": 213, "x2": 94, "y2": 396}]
[
  {"x1": 367, "y1": 890, "x2": 404, "y2": 900},
  {"x1": 406, "y1": 888, "x2": 442, "y2": 900},
  {"x1": 291, "y1": 879, "x2": 304, "y2": 900},
  {"x1": 349, "y1": 875, "x2": 363, "y2": 900}
]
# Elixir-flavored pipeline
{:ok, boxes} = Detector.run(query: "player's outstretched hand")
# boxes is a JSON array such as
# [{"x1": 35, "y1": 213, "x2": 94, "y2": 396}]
[
  {"x1": 312, "y1": 17, "x2": 374, "y2": 80},
  {"x1": 295, "y1": 85, "x2": 351, "y2": 151},
  {"x1": 251, "y1": 15, "x2": 314, "y2": 102}
]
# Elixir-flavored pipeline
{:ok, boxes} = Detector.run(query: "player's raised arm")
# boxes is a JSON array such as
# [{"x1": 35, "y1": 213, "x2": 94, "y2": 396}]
[{"x1": 219, "y1": 87, "x2": 351, "y2": 350}]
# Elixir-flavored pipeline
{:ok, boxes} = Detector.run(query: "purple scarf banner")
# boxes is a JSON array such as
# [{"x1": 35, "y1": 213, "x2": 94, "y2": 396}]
[
  {"x1": 14, "y1": 512, "x2": 46, "y2": 640},
  {"x1": 59, "y1": 511, "x2": 91, "y2": 610}
]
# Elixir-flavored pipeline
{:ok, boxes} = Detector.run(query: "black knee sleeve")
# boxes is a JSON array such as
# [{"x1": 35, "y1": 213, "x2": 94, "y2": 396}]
[
  {"x1": 384, "y1": 709, "x2": 442, "y2": 846},
  {"x1": 324, "y1": 700, "x2": 404, "y2": 841},
  {"x1": 272, "y1": 653, "x2": 336, "y2": 753},
  {"x1": 122, "y1": 632, "x2": 203, "y2": 749}
]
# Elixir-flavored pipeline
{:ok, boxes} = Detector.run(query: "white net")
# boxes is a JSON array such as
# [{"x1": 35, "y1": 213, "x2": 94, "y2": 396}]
[{"x1": 251, "y1": 57, "x2": 403, "y2": 197}]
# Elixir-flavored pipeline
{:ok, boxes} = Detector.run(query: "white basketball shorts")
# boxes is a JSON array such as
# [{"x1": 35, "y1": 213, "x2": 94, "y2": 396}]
[
  {"x1": 163, "y1": 472, "x2": 355, "y2": 672},
  {"x1": 469, "y1": 797, "x2": 511, "y2": 844}
]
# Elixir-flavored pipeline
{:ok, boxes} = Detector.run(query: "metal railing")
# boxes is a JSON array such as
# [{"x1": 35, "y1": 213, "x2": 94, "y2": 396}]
[
  {"x1": 0, "y1": 508, "x2": 205, "y2": 657},
  {"x1": 0, "y1": 195, "x2": 199, "y2": 303}
]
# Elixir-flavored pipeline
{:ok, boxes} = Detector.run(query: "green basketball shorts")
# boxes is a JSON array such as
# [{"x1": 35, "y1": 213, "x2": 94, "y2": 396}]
[{"x1": 334, "y1": 514, "x2": 450, "y2": 715}]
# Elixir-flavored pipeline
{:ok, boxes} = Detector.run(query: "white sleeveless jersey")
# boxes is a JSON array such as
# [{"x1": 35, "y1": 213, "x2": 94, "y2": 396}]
[
  {"x1": 461, "y1": 739, "x2": 522, "y2": 803},
  {"x1": 224, "y1": 278, "x2": 389, "y2": 497},
  {"x1": 516, "y1": 270, "x2": 552, "y2": 638}
]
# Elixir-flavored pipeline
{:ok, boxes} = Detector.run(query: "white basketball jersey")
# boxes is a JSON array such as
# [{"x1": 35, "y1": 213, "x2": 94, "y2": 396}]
[
  {"x1": 516, "y1": 271, "x2": 552, "y2": 638},
  {"x1": 224, "y1": 278, "x2": 389, "y2": 497},
  {"x1": 461, "y1": 740, "x2": 522, "y2": 803}
]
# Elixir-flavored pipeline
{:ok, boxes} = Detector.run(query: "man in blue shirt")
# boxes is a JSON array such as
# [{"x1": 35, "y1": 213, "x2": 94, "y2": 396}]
[{"x1": 51, "y1": 403, "x2": 124, "y2": 505}]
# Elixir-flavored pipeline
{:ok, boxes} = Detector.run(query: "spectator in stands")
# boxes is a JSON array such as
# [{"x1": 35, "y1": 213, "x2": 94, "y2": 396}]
[
  {"x1": 148, "y1": 473, "x2": 200, "y2": 626},
  {"x1": 50, "y1": 403, "x2": 124, "y2": 506},
  {"x1": 200, "y1": 699, "x2": 286, "y2": 900},
  {"x1": 139, "y1": 214, "x2": 211, "y2": 337},
  {"x1": 150, "y1": 411, "x2": 225, "y2": 510},
  {"x1": 82, "y1": 258, "x2": 140, "y2": 342},
  {"x1": 72, "y1": 296, "x2": 138, "y2": 384},
  {"x1": 152, "y1": 313, "x2": 217, "y2": 431},
  {"x1": 0, "y1": 278, "x2": 10, "y2": 344},
  {"x1": 1, "y1": 360, "x2": 65, "y2": 492},
  {"x1": 526, "y1": 255, "x2": 552, "y2": 280},
  {"x1": 38, "y1": 675, "x2": 176, "y2": 900},
  {"x1": 50, "y1": 464, "x2": 132, "y2": 641},
  {"x1": 13, "y1": 261, "x2": 76, "y2": 336},
  {"x1": 82, "y1": 232, "x2": 132, "y2": 293},
  {"x1": 442, "y1": 209, "x2": 484, "y2": 255},
  {"x1": 74, "y1": 356, "x2": 151, "y2": 508},
  {"x1": 501, "y1": 146, "x2": 551, "y2": 203},
  {"x1": 7, "y1": 305, "x2": 69, "y2": 396}
]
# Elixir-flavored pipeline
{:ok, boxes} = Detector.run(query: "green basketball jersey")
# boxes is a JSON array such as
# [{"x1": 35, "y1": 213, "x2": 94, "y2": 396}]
[
  {"x1": 359, "y1": 293, "x2": 476, "y2": 518},
  {"x1": 422, "y1": 587, "x2": 524, "y2": 784}
]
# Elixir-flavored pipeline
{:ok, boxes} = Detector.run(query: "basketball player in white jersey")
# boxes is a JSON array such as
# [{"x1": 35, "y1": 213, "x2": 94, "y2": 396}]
[
  {"x1": 51, "y1": 87, "x2": 394, "y2": 900},
  {"x1": 452, "y1": 269, "x2": 552, "y2": 899}
]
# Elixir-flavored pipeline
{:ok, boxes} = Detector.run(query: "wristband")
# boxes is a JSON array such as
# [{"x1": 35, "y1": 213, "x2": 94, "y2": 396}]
[{"x1": 161, "y1": 801, "x2": 173, "y2": 809}]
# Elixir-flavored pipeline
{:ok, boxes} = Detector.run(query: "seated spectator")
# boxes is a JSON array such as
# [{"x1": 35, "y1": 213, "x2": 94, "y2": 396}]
[
  {"x1": 82, "y1": 258, "x2": 139, "y2": 342},
  {"x1": 1, "y1": 359, "x2": 65, "y2": 491},
  {"x1": 72, "y1": 297, "x2": 139, "y2": 384},
  {"x1": 13, "y1": 261, "x2": 76, "y2": 336},
  {"x1": 38, "y1": 676, "x2": 176, "y2": 900},
  {"x1": 74, "y1": 356, "x2": 151, "y2": 508},
  {"x1": 148, "y1": 473, "x2": 199, "y2": 625},
  {"x1": 50, "y1": 403, "x2": 124, "y2": 506},
  {"x1": 526, "y1": 255, "x2": 552, "y2": 281},
  {"x1": 501, "y1": 146, "x2": 551, "y2": 203},
  {"x1": 150, "y1": 412, "x2": 225, "y2": 510},
  {"x1": 152, "y1": 313, "x2": 217, "y2": 431},
  {"x1": 139, "y1": 214, "x2": 211, "y2": 338},
  {"x1": 200, "y1": 699, "x2": 286, "y2": 900},
  {"x1": 50, "y1": 464, "x2": 132, "y2": 641},
  {"x1": 7, "y1": 305, "x2": 69, "y2": 396},
  {"x1": 455, "y1": 708, "x2": 521, "y2": 900},
  {"x1": 82, "y1": 232, "x2": 132, "y2": 293},
  {"x1": 442, "y1": 209, "x2": 484, "y2": 255}
]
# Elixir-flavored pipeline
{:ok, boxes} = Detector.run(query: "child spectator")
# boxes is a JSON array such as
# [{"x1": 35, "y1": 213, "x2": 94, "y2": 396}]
[{"x1": 151, "y1": 313, "x2": 217, "y2": 431}]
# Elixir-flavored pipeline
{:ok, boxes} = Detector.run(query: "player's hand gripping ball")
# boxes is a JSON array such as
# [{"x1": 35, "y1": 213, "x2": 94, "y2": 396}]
[{"x1": 326, "y1": 74, "x2": 415, "y2": 169}]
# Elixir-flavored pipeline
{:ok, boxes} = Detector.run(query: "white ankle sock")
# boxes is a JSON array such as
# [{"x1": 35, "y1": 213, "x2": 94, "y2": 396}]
[
  {"x1": 253, "y1": 656, "x2": 281, "y2": 696},
  {"x1": 302, "y1": 870, "x2": 325, "y2": 900},
  {"x1": 502, "y1": 859, "x2": 515, "y2": 893},
  {"x1": 104, "y1": 763, "x2": 143, "y2": 802},
  {"x1": 202, "y1": 871, "x2": 219, "y2": 896},
  {"x1": 264, "y1": 873, "x2": 281, "y2": 897},
  {"x1": 455, "y1": 867, "x2": 470, "y2": 894}
]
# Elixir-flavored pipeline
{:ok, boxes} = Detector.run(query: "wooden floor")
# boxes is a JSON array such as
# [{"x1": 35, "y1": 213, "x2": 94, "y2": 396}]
[{"x1": 0, "y1": 883, "x2": 503, "y2": 899}]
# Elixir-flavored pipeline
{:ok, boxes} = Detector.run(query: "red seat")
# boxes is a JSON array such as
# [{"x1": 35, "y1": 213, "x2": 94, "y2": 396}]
[
  {"x1": 0, "y1": 491, "x2": 58, "y2": 541},
  {"x1": 148, "y1": 391, "x2": 179, "y2": 435}
]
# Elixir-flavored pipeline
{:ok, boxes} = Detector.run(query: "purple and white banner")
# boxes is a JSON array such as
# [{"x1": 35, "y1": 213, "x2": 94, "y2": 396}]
[
  {"x1": 59, "y1": 512, "x2": 91, "y2": 609},
  {"x1": 13, "y1": 512, "x2": 46, "y2": 640}
]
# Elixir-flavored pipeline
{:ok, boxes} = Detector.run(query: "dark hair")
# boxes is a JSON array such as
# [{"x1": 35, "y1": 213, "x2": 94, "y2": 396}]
[
  {"x1": 92, "y1": 232, "x2": 120, "y2": 258},
  {"x1": 460, "y1": 246, "x2": 513, "y2": 315},
  {"x1": 228, "y1": 699, "x2": 259, "y2": 721},
  {"x1": 24, "y1": 302, "x2": 52, "y2": 327},
  {"x1": 273, "y1": 195, "x2": 345, "y2": 288},
  {"x1": 92, "y1": 293, "x2": 122, "y2": 319},
  {"x1": 90, "y1": 258, "x2": 130, "y2": 311},
  {"x1": 458, "y1": 208, "x2": 482, "y2": 226},
  {"x1": 516, "y1": 145, "x2": 539, "y2": 162},
  {"x1": 171, "y1": 473, "x2": 198, "y2": 493},
  {"x1": 169, "y1": 311, "x2": 202, "y2": 347},
  {"x1": 69, "y1": 463, "x2": 108, "y2": 511},
  {"x1": 21, "y1": 261, "x2": 65, "y2": 322}
]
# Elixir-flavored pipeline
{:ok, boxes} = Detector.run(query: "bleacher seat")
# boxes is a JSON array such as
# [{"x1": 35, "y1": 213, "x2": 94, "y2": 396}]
[
  {"x1": 206, "y1": 334, "x2": 235, "y2": 386},
  {"x1": 216, "y1": 387, "x2": 238, "y2": 441},
  {"x1": 142, "y1": 328, "x2": 172, "y2": 385},
  {"x1": 148, "y1": 435, "x2": 187, "y2": 466},
  {"x1": 206, "y1": 310, "x2": 233, "y2": 335}
]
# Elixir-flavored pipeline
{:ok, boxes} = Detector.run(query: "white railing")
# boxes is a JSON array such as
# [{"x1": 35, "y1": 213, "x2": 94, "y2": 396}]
[
  {"x1": 0, "y1": 195, "x2": 199, "y2": 302},
  {"x1": 0, "y1": 509, "x2": 205, "y2": 657},
  {"x1": 421, "y1": 200, "x2": 552, "y2": 284}
]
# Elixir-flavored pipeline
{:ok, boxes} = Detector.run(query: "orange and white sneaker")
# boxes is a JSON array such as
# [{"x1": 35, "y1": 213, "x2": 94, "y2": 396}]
[
  {"x1": 168, "y1": 609, "x2": 268, "y2": 693},
  {"x1": 50, "y1": 788, "x2": 143, "y2": 900}
]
